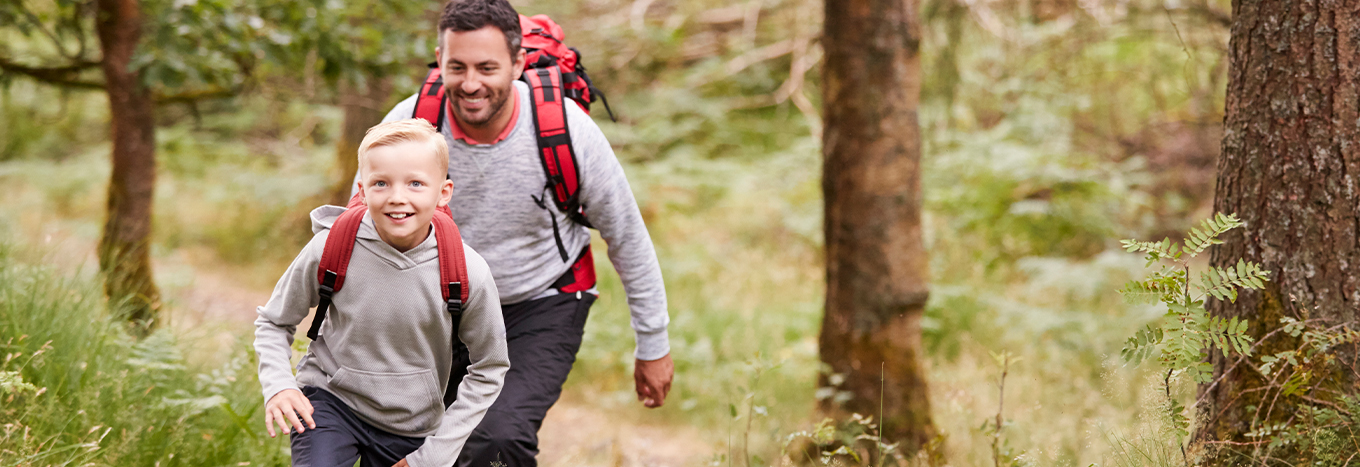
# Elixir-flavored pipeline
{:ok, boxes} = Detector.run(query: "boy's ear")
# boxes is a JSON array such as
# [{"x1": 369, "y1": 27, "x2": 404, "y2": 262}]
[
  {"x1": 355, "y1": 181, "x2": 368, "y2": 205},
  {"x1": 439, "y1": 179, "x2": 454, "y2": 208}
]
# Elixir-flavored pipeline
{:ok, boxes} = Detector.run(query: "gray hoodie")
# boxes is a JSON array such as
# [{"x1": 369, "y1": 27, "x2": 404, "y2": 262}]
[{"x1": 254, "y1": 205, "x2": 509, "y2": 467}]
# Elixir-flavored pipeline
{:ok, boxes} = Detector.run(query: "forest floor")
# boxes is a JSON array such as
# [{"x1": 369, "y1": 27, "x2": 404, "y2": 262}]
[{"x1": 29, "y1": 225, "x2": 712, "y2": 467}]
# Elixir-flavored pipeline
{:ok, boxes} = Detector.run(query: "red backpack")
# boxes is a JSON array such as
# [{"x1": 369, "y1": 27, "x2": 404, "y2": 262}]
[
  {"x1": 412, "y1": 14, "x2": 604, "y2": 296},
  {"x1": 306, "y1": 191, "x2": 472, "y2": 406}
]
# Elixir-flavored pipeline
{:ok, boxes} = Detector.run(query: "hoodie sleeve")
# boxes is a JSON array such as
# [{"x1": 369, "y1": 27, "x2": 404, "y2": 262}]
[
  {"x1": 253, "y1": 231, "x2": 327, "y2": 405},
  {"x1": 405, "y1": 245, "x2": 509, "y2": 467}
]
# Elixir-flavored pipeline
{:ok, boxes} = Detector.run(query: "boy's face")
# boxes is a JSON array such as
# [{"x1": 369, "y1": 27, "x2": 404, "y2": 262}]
[
  {"x1": 435, "y1": 25, "x2": 525, "y2": 129},
  {"x1": 357, "y1": 141, "x2": 454, "y2": 252}
]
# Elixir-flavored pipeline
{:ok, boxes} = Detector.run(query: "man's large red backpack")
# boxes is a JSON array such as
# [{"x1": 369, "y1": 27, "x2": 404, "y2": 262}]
[
  {"x1": 306, "y1": 192, "x2": 472, "y2": 407},
  {"x1": 412, "y1": 14, "x2": 605, "y2": 295}
]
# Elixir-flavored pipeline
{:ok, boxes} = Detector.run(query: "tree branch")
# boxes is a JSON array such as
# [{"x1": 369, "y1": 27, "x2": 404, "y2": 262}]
[
  {"x1": 0, "y1": 57, "x2": 104, "y2": 90},
  {"x1": 154, "y1": 86, "x2": 240, "y2": 104}
]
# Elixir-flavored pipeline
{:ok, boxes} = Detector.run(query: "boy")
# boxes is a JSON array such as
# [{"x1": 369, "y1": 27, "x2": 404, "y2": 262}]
[{"x1": 254, "y1": 119, "x2": 509, "y2": 467}]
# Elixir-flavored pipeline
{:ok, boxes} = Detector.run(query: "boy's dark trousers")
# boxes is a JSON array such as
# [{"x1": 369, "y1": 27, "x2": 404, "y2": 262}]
[
  {"x1": 290, "y1": 386, "x2": 426, "y2": 467},
  {"x1": 456, "y1": 292, "x2": 596, "y2": 467}
]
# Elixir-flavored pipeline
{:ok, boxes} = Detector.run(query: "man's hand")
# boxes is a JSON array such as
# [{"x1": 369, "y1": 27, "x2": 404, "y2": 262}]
[
  {"x1": 634, "y1": 354, "x2": 674, "y2": 408},
  {"x1": 264, "y1": 388, "x2": 316, "y2": 437}
]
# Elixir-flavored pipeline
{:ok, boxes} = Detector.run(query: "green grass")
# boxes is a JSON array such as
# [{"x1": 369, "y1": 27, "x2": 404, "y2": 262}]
[{"x1": 0, "y1": 239, "x2": 290, "y2": 466}]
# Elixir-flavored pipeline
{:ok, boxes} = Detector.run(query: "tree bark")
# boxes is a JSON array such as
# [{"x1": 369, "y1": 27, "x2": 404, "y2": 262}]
[
  {"x1": 330, "y1": 76, "x2": 392, "y2": 206},
  {"x1": 95, "y1": 0, "x2": 161, "y2": 333},
  {"x1": 1198, "y1": 0, "x2": 1360, "y2": 461},
  {"x1": 819, "y1": 0, "x2": 935, "y2": 453}
]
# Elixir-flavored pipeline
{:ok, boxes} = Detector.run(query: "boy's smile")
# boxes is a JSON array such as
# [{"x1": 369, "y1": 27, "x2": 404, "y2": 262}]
[{"x1": 358, "y1": 141, "x2": 454, "y2": 252}]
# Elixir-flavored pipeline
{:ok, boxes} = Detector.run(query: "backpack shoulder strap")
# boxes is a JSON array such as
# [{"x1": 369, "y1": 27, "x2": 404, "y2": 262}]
[
  {"x1": 413, "y1": 64, "x2": 446, "y2": 131},
  {"x1": 431, "y1": 207, "x2": 471, "y2": 313},
  {"x1": 522, "y1": 66, "x2": 590, "y2": 227},
  {"x1": 431, "y1": 206, "x2": 472, "y2": 407},
  {"x1": 307, "y1": 192, "x2": 367, "y2": 341}
]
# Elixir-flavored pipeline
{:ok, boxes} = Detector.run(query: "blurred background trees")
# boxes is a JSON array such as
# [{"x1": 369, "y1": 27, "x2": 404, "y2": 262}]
[
  {"x1": 0, "y1": 0, "x2": 431, "y2": 332},
  {"x1": 8, "y1": 0, "x2": 1353, "y2": 465}
]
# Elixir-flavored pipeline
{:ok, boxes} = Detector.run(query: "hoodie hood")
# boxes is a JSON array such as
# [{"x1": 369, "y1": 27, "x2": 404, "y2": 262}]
[
  {"x1": 310, "y1": 205, "x2": 382, "y2": 240},
  {"x1": 309, "y1": 204, "x2": 440, "y2": 266}
]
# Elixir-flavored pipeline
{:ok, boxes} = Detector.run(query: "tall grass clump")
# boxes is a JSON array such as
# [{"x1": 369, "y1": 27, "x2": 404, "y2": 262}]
[{"x1": 0, "y1": 240, "x2": 288, "y2": 466}]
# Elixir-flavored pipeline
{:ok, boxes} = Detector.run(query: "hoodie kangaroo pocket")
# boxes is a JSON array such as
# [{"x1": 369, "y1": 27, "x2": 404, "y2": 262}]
[{"x1": 328, "y1": 367, "x2": 442, "y2": 434}]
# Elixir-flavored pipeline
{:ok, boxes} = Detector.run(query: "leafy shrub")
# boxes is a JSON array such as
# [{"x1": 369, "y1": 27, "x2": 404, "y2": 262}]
[{"x1": 0, "y1": 240, "x2": 289, "y2": 465}]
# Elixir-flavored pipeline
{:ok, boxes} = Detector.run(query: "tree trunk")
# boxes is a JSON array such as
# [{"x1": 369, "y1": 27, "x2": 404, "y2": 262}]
[
  {"x1": 819, "y1": 0, "x2": 935, "y2": 453},
  {"x1": 329, "y1": 76, "x2": 392, "y2": 205},
  {"x1": 95, "y1": 0, "x2": 160, "y2": 333},
  {"x1": 1198, "y1": 0, "x2": 1360, "y2": 461}
]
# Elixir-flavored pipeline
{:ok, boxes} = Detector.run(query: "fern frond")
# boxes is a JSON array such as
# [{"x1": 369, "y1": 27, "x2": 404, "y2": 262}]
[
  {"x1": 1204, "y1": 316, "x2": 1253, "y2": 357},
  {"x1": 1183, "y1": 212, "x2": 1245, "y2": 256},
  {"x1": 1119, "y1": 280, "x2": 1165, "y2": 305},
  {"x1": 1121, "y1": 238, "x2": 1181, "y2": 265},
  {"x1": 1121, "y1": 325, "x2": 1163, "y2": 364}
]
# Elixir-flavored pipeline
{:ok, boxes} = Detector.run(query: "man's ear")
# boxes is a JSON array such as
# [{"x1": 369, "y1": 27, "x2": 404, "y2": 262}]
[
  {"x1": 513, "y1": 48, "x2": 526, "y2": 76},
  {"x1": 439, "y1": 179, "x2": 455, "y2": 208},
  {"x1": 434, "y1": 46, "x2": 442, "y2": 68}
]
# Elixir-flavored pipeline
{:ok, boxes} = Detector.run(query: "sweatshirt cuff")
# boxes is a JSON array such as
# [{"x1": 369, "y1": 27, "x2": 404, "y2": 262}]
[
  {"x1": 405, "y1": 443, "x2": 456, "y2": 467},
  {"x1": 261, "y1": 379, "x2": 300, "y2": 405},
  {"x1": 634, "y1": 328, "x2": 671, "y2": 361}
]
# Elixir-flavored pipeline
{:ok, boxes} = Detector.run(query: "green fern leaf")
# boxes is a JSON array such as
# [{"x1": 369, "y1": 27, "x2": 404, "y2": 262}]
[{"x1": 1119, "y1": 280, "x2": 1164, "y2": 305}]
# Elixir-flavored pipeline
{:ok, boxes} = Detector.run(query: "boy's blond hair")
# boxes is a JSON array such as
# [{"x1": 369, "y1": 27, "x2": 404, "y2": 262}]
[{"x1": 358, "y1": 119, "x2": 449, "y2": 177}]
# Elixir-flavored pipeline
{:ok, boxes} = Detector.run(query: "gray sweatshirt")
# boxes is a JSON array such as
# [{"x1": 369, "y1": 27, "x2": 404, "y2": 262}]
[
  {"x1": 370, "y1": 80, "x2": 670, "y2": 360},
  {"x1": 254, "y1": 206, "x2": 509, "y2": 467}
]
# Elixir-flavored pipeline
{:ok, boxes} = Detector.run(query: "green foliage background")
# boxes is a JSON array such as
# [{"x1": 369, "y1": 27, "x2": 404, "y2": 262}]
[{"x1": 0, "y1": 0, "x2": 1253, "y2": 465}]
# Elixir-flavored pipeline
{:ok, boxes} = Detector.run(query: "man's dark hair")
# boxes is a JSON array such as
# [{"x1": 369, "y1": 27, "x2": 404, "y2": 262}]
[{"x1": 438, "y1": 0, "x2": 522, "y2": 58}]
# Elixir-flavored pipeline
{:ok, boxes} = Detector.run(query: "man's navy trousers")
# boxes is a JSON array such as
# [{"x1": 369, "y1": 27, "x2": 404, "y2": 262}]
[{"x1": 457, "y1": 292, "x2": 595, "y2": 467}]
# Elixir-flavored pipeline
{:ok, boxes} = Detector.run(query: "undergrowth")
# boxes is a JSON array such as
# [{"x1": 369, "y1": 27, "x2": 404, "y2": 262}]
[{"x1": 0, "y1": 239, "x2": 288, "y2": 466}]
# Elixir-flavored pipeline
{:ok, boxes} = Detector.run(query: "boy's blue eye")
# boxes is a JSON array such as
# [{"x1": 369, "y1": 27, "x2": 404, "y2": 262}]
[
  {"x1": 373, "y1": 181, "x2": 387, "y2": 188},
  {"x1": 411, "y1": 181, "x2": 425, "y2": 188}
]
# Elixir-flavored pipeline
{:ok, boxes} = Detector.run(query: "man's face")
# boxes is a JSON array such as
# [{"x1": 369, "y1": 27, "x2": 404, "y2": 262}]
[
  {"x1": 436, "y1": 26, "x2": 525, "y2": 128},
  {"x1": 357, "y1": 141, "x2": 454, "y2": 252}
]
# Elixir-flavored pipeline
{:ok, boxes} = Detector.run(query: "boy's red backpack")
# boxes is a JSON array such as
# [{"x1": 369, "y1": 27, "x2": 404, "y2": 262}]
[
  {"x1": 306, "y1": 192, "x2": 472, "y2": 407},
  {"x1": 412, "y1": 13, "x2": 604, "y2": 294}
]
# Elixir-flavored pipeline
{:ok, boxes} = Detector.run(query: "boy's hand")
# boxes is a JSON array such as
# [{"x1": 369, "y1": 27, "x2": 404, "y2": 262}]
[
  {"x1": 634, "y1": 354, "x2": 674, "y2": 408},
  {"x1": 264, "y1": 388, "x2": 316, "y2": 437},
  {"x1": 391, "y1": 459, "x2": 409, "y2": 467}
]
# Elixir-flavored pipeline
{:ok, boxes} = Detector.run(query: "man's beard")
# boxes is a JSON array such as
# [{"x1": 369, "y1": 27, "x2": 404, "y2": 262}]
[{"x1": 452, "y1": 85, "x2": 511, "y2": 128}]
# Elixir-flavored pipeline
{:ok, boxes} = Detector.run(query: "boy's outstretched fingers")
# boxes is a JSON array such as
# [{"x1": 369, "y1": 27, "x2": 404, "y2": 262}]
[{"x1": 264, "y1": 389, "x2": 316, "y2": 438}]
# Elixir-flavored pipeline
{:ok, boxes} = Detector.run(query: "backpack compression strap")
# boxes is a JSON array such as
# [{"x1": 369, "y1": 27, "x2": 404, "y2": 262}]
[
  {"x1": 307, "y1": 192, "x2": 367, "y2": 341},
  {"x1": 413, "y1": 65, "x2": 447, "y2": 131},
  {"x1": 523, "y1": 66, "x2": 590, "y2": 228}
]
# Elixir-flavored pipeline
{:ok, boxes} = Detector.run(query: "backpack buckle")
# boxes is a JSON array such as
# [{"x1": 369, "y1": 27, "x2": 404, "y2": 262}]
[
  {"x1": 446, "y1": 282, "x2": 464, "y2": 313},
  {"x1": 319, "y1": 270, "x2": 338, "y2": 299}
]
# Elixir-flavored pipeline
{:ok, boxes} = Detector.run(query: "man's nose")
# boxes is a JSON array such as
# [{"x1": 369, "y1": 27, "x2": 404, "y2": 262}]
[{"x1": 460, "y1": 76, "x2": 482, "y2": 95}]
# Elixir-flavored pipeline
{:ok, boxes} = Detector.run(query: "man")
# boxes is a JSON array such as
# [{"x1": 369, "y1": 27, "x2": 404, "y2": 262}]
[{"x1": 359, "y1": 0, "x2": 673, "y2": 465}]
